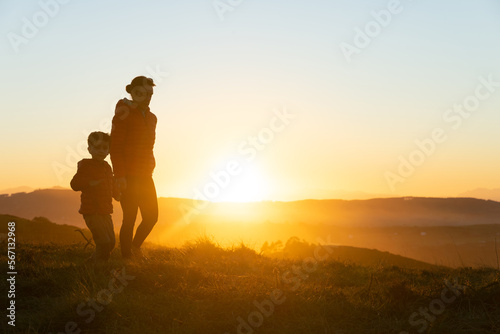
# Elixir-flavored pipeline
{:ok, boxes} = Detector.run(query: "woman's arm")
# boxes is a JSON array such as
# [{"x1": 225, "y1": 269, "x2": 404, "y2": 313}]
[{"x1": 110, "y1": 100, "x2": 129, "y2": 179}]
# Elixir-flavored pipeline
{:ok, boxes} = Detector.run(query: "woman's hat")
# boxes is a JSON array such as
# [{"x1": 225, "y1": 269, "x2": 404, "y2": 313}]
[{"x1": 126, "y1": 76, "x2": 155, "y2": 94}]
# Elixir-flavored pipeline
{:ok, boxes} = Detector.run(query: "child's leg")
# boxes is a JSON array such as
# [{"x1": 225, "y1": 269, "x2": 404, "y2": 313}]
[
  {"x1": 83, "y1": 215, "x2": 115, "y2": 262},
  {"x1": 83, "y1": 214, "x2": 99, "y2": 262},
  {"x1": 102, "y1": 215, "x2": 116, "y2": 260}
]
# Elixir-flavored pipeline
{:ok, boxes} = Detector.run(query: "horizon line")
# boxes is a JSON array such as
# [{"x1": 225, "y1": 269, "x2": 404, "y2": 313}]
[{"x1": 0, "y1": 186, "x2": 498, "y2": 203}]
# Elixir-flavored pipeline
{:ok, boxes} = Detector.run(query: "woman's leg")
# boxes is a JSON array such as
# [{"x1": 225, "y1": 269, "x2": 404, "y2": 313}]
[
  {"x1": 132, "y1": 176, "x2": 158, "y2": 249},
  {"x1": 120, "y1": 178, "x2": 139, "y2": 258}
]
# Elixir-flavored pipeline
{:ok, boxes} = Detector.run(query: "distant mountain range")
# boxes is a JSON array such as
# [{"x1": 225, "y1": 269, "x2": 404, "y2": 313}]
[
  {"x1": 2, "y1": 188, "x2": 500, "y2": 229},
  {"x1": 0, "y1": 186, "x2": 69, "y2": 195},
  {"x1": 4, "y1": 185, "x2": 500, "y2": 200},
  {"x1": 458, "y1": 188, "x2": 500, "y2": 202},
  {"x1": 0, "y1": 186, "x2": 35, "y2": 195}
]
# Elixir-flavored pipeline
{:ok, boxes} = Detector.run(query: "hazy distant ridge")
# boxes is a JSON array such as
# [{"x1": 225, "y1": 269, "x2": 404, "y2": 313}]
[
  {"x1": 1, "y1": 188, "x2": 500, "y2": 228},
  {"x1": 458, "y1": 188, "x2": 500, "y2": 202}
]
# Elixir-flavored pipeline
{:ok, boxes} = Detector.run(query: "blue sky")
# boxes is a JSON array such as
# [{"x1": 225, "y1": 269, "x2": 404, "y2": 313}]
[{"x1": 1, "y1": 0, "x2": 499, "y2": 200}]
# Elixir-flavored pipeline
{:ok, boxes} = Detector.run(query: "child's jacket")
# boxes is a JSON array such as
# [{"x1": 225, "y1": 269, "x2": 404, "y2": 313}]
[{"x1": 70, "y1": 159, "x2": 119, "y2": 214}]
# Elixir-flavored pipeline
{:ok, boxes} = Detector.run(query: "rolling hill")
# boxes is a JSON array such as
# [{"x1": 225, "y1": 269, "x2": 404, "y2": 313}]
[
  {"x1": 0, "y1": 214, "x2": 437, "y2": 270},
  {"x1": 0, "y1": 214, "x2": 91, "y2": 244}
]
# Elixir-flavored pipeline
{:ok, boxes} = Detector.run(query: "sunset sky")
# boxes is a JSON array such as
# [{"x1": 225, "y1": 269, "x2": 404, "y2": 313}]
[{"x1": 1, "y1": 0, "x2": 500, "y2": 201}]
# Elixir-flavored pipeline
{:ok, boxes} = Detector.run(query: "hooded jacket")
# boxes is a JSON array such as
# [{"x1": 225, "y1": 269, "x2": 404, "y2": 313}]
[{"x1": 70, "y1": 159, "x2": 119, "y2": 214}]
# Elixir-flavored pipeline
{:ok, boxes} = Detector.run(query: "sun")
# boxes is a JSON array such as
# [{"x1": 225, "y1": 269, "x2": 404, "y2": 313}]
[{"x1": 215, "y1": 164, "x2": 270, "y2": 202}]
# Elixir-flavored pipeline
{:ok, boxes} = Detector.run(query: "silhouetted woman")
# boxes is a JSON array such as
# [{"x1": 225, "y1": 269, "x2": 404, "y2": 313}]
[{"x1": 110, "y1": 76, "x2": 158, "y2": 259}]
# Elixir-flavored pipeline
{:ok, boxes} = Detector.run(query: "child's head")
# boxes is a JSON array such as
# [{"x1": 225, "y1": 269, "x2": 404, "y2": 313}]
[{"x1": 87, "y1": 131, "x2": 111, "y2": 161}]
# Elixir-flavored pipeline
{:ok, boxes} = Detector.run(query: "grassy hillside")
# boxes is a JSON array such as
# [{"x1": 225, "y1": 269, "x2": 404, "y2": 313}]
[
  {"x1": 3, "y1": 212, "x2": 499, "y2": 268},
  {"x1": 0, "y1": 214, "x2": 437, "y2": 270},
  {"x1": 261, "y1": 237, "x2": 438, "y2": 271},
  {"x1": 1, "y1": 239, "x2": 499, "y2": 334}
]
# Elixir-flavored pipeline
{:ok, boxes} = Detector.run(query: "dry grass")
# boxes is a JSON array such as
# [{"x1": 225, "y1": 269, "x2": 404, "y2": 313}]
[{"x1": 1, "y1": 238, "x2": 499, "y2": 334}]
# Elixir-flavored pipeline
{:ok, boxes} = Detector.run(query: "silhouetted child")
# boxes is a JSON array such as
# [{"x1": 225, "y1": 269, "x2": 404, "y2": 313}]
[{"x1": 71, "y1": 132, "x2": 120, "y2": 266}]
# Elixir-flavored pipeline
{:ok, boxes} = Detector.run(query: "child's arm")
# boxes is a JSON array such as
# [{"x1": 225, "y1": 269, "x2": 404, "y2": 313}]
[
  {"x1": 107, "y1": 164, "x2": 121, "y2": 201},
  {"x1": 70, "y1": 161, "x2": 93, "y2": 191}
]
